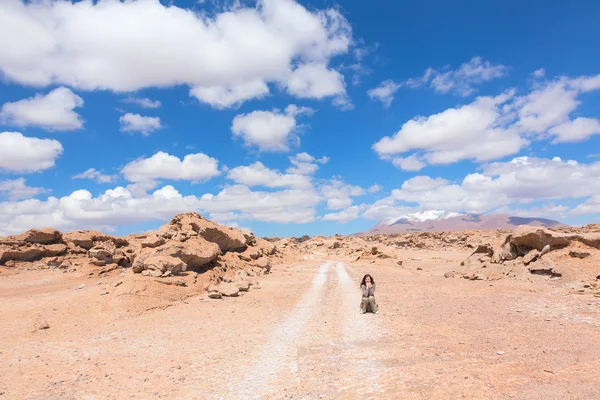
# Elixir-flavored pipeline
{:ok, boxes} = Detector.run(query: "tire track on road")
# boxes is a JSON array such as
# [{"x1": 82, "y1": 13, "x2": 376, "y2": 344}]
[{"x1": 221, "y1": 261, "x2": 331, "y2": 399}]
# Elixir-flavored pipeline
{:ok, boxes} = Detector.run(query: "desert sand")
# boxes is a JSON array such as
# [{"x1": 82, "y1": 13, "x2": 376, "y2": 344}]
[{"x1": 1, "y1": 214, "x2": 600, "y2": 399}]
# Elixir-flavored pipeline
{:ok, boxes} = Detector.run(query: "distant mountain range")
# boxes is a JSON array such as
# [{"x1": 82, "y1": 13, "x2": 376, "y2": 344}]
[{"x1": 357, "y1": 210, "x2": 568, "y2": 235}]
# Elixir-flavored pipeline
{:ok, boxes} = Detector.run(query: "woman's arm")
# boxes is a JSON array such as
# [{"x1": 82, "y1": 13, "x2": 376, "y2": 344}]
[
  {"x1": 361, "y1": 284, "x2": 368, "y2": 297},
  {"x1": 370, "y1": 283, "x2": 376, "y2": 295}
]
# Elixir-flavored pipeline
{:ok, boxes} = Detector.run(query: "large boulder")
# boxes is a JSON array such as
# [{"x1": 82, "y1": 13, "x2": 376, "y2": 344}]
[
  {"x1": 158, "y1": 212, "x2": 247, "y2": 252},
  {"x1": 133, "y1": 237, "x2": 220, "y2": 272},
  {"x1": 63, "y1": 231, "x2": 129, "y2": 250},
  {"x1": 15, "y1": 228, "x2": 62, "y2": 245},
  {"x1": 133, "y1": 255, "x2": 186, "y2": 276},
  {"x1": 0, "y1": 244, "x2": 67, "y2": 265}
]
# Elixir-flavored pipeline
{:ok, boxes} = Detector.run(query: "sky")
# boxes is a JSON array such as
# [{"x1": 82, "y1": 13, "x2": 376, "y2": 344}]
[{"x1": 1, "y1": 0, "x2": 600, "y2": 238}]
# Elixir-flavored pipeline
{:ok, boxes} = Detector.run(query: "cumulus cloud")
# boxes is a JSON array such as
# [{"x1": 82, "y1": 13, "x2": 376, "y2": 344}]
[
  {"x1": 373, "y1": 73, "x2": 600, "y2": 168},
  {"x1": 286, "y1": 152, "x2": 329, "y2": 175},
  {"x1": 122, "y1": 97, "x2": 161, "y2": 109},
  {"x1": 320, "y1": 179, "x2": 365, "y2": 210},
  {"x1": 0, "y1": 178, "x2": 48, "y2": 201},
  {"x1": 0, "y1": 87, "x2": 84, "y2": 131},
  {"x1": 373, "y1": 90, "x2": 527, "y2": 166},
  {"x1": 231, "y1": 104, "x2": 313, "y2": 152},
  {"x1": 199, "y1": 184, "x2": 321, "y2": 224},
  {"x1": 226, "y1": 161, "x2": 312, "y2": 189},
  {"x1": 190, "y1": 79, "x2": 270, "y2": 109},
  {"x1": 391, "y1": 154, "x2": 427, "y2": 171},
  {"x1": 362, "y1": 156, "x2": 600, "y2": 222},
  {"x1": 0, "y1": 131, "x2": 63, "y2": 173},
  {"x1": 119, "y1": 113, "x2": 162, "y2": 136},
  {"x1": 1, "y1": 0, "x2": 352, "y2": 108},
  {"x1": 367, "y1": 184, "x2": 382, "y2": 193},
  {"x1": 121, "y1": 151, "x2": 220, "y2": 187},
  {"x1": 73, "y1": 168, "x2": 115, "y2": 184},
  {"x1": 367, "y1": 80, "x2": 402, "y2": 108},
  {"x1": 321, "y1": 204, "x2": 366, "y2": 223}
]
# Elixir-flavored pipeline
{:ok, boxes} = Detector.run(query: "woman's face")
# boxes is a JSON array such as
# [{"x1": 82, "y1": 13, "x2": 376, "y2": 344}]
[{"x1": 365, "y1": 276, "x2": 371, "y2": 284}]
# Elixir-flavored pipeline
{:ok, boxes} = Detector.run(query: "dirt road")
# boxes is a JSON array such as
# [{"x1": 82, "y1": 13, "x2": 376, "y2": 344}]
[{"x1": 2, "y1": 250, "x2": 600, "y2": 399}]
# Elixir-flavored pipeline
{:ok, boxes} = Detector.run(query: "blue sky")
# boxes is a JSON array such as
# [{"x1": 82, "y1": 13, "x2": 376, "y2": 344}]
[{"x1": 1, "y1": 0, "x2": 600, "y2": 237}]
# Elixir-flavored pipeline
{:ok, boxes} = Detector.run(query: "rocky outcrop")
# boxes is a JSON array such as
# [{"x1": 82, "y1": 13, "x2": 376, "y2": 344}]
[
  {"x1": 157, "y1": 212, "x2": 247, "y2": 252},
  {"x1": 15, "y1": 228, "x2": 62, "y2": 245},
  {"x1": 0, "y1": 243, "x2": 67, "y2": 264}
]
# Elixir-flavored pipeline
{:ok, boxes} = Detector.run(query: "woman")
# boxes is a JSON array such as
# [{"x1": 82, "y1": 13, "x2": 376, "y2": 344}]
[{"x1": 360, "y1": 274, "x2": 379, "y2": 314}]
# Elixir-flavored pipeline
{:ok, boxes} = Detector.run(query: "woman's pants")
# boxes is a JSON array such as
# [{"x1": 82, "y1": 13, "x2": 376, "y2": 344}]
[{"x1": 360, "y1": 295, "x2": 378, "y2": 313}]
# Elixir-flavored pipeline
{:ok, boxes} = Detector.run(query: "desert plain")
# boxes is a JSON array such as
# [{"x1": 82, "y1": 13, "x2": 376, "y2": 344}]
[{"x1": 1, "y1": 213, "x2": 600, "y2": 399}]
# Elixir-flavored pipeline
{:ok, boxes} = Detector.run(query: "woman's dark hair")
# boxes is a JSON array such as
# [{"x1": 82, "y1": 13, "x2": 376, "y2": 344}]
[{"x1": 360, "y1": 274, "x2": 375, "y2": 287}]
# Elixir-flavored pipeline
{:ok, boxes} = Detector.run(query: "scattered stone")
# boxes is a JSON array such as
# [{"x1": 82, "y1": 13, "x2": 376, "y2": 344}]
[
  {"x1": 539, "y1": 244, "x2": 551, "y2": 257},
  {"x1": 523, "y1": 249, "x2": 540, "y2": 265},
  {"x1": 496, "y1": 351, "x2": 505, "y2": 355},
  {"x1": 218, "y1": 282, "x2": 239, "y2": 297},
  {"x1": 35, "y1": 320, "x2": 50, "y2": 330},
  {"x1": 208, "y1": 291, "x2": 222, "y2": 299},
  {"x1": 444, "y1": 272, "x2": 455, "y2": 278},
  {"x1": 569, "y1": 249, "x2": 591, "y2": 259},
  {"x1": 76, "y1": 284, "x2": 85, "y2": 290}
]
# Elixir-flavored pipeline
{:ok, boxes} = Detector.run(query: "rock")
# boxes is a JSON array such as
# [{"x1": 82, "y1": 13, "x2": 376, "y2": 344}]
[
  {"x1": 236, "y1": 280, "x2": 250, "y2": 292},
  {"x1": 218, "y1": 282, "x2": 239, "y2": 297},
  {"x1": 523, "y1": 249, "x2": 540, "y2": 266},
  {"x1": 255, "y1": 258, "x2": 272, "y2": 273},
  {"x1": 569, "y1": 249, "x2": 591, "y2": 259},
  {"x1": 396, "y1": 260, "x2": 403, "y2": 267},
  {"x1": 370, "y1": 247, "x2": 378, "y2": 255},
  {"x1": 142, "y1": 235, "x2": 166, "y2": 248},
  {"x1": 208, "y1": 291, "x2": 222, "y2": 299},
  {"x1": 133, "y1": 255, "x2": 186, "y2": 275},
  {"x1": 0, "y1": 243, "x2": 67, "y2": 265},
  {"x1": 158, "y1": 212, "x2": 247, "y2": 252},
  {"x1": 63, "y1": 231, "x2": 128, "y2": 250},
  {"x1": 539, "y1": 244, "x2": 551, "y2": 257},
  {"x1": 35, "y1": 320, "x2": 50, "y2": 330},
  {"x1": 89, "y1": 246, "x2": 115, "y2": 264},
  {"x1": 444, "y1": 272, "x2": 455, "y2": 278},
  {"x1": 133, "y1": 238, "x2": 220, "y2": 272},
  {"x1": 331, "y1": 241, "x2": 341, "y2": 249},
  {"x1": 470, "y1": 243, "x2": 494, "y2": 257},
  {"x1": 16, "y1": 228, "x2": 62, "y2": 245}
]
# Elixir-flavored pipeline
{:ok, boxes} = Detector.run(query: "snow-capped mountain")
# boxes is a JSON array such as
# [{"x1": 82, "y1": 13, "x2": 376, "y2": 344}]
[
  {"x1": 358, "y1": 210, "x2": 567, "y2": 235},
  {"x1": 384, "y1": 210, "x2": 467, "y2": 226}
]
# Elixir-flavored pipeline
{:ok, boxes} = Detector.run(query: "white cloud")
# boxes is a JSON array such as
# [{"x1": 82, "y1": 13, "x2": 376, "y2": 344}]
[
  {"x1": 73, "y1": 168, "x2": 115, "y2": 184},
  {"x1": 198, "y1": 184, "x2": 321, "y2": 224},
  {"x1": 373, "y1": 90, "x2": 527, "y2": 166},
  {"x1": 373, "y1": 73, "x2": 600, "y2": 169},
  {"x1": 286, "y1": 152, "x2": 329, "y2": 175},
  {"x1": 226, "y1": 161, "x2": 312, "y2": 189},
  {"x1": 121, "y1": 151, "x2": 220, "y2": 186},
  {"x1": 322, "y1": 204, "x2": 366, "y2": 223},
  {"x1": 391, "y1": 154, "x2": 427, "y2": 171},
  {"x1": 190, "y1": 79, "x2": 270, "y2": 109},
  {"x1": 119, "y1": 113, "x2": 162, "y2": 136},
  {"x1": 0, "y1": 131, "x2": 63, "y2": 173},
  {"x1": 0, "y1": 185, "x2": 201, "y2": 235},
  {"x1": 0, "y1": 87, "x2": 83, "y2": 131},
  {"x1": 285, "y1": 63, "x2": 349, "y2": 108},
  {"x1": 407, "y1": 56, "x2": 507, "y2": 96},
  {"x1": 533, "y1": 68, "x2": 546, "y2": 78},
  {"x1": 231, "y1": 104, "x2": 313, "y2": 152},
  {"x1": 367, "y1": 184, "x2": 382, "y2": 193},
  {"x1": 549, "y1": 117, "x2": 600, "y2": 143},
  {"x1": 367, "y1": 80, "x2": 402, "y2": 108},
  {"x1": 122, "y1": 97, "x2": 161, "y2": 109},
  {"x1": 0, "y1": 178, "x2": 48, "y2": 201},
  {"x1": 320, "y1": 179, "x2": 364, "y2": 210},
  {"x1": 1, "y1": 0, "x2": 351, "y2": 108},
  {"x1": 362, "y1": 156, "x2": 600, "y2": 221}
]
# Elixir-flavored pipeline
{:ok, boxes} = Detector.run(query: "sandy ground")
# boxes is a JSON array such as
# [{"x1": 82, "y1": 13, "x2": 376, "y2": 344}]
[{"x1": 2, "y1": 248, "x2": 600, "y2": 399}]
